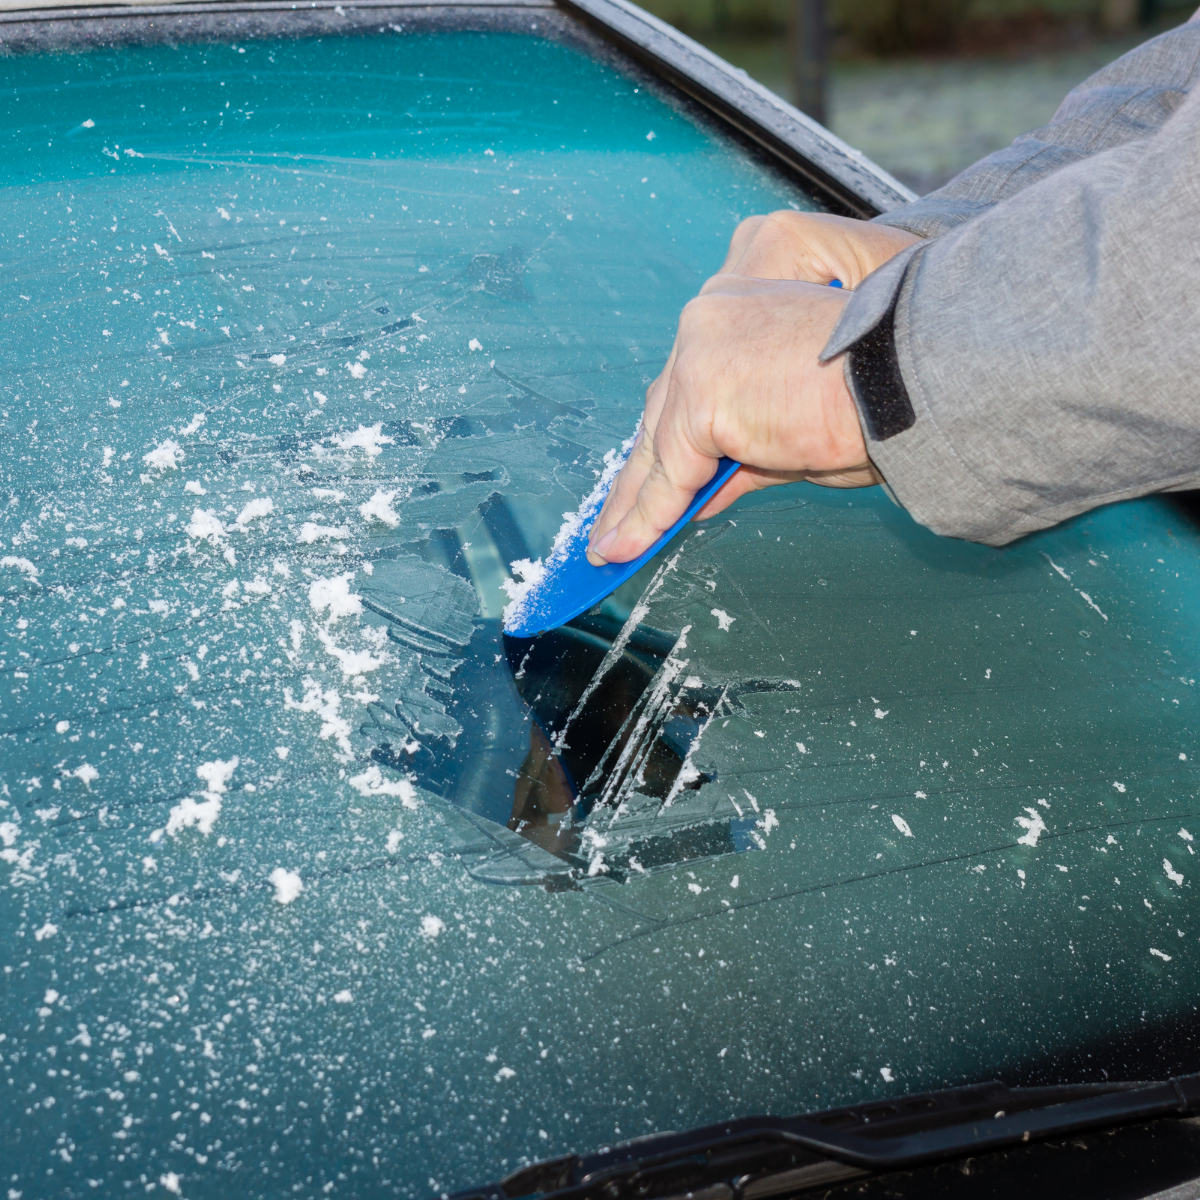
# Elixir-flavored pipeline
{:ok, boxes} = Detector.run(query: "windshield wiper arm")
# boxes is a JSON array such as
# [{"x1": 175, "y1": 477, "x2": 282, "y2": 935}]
[{"x1": 442, "y1": 1072, "x2": 1200, "y2": 1200}]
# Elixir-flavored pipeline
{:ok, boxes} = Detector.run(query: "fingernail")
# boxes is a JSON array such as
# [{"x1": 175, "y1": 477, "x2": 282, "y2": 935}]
[{"x1": 591, "y1": 529, "x2": 617, "y2": 562}]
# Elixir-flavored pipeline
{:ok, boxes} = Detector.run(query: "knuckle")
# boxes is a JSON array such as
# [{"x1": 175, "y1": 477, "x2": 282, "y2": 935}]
[{"x1": 759, "y1": 210, "x2": 801, "y2": 236}]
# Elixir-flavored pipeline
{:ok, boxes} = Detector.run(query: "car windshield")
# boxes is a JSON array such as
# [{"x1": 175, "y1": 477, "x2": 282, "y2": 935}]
[{"x1": 4, "y1": 13, "x2": 1200, "y2": 1200}]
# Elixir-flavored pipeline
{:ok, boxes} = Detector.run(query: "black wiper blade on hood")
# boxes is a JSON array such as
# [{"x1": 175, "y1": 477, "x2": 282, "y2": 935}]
[{"x1": 442, "y1": 1073, "x2": 1200, "y2": 1200}]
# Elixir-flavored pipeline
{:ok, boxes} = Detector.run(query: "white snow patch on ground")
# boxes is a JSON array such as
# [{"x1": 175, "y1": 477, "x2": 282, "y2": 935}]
[
  {"x1": 711, "y1": 608, "x2": 735, "y2": 631},
  {"x1": 269, "y1": 867, "x2": 303, "y2": 904},
  {"x1": 468, "y1": 338, "x2": 483, "y2": 351},
  {"x1": 1, "y1": 555, "x2": 38, "y2": 581},
  {"x1": 179, "y1": 413, "x2": 206, "y2": 436},
  {"x1": 298, "y1": 522, "x2": 350, "y2": 544},
  {"x1": 359, "y1": 489, "x2": 400, "y2": 526},
  {"x1": 332, "y1": 422, "x2": 393, "y2": 456},
  {"x1": 186, "y1": 508, "x2": 225, "y2": 545},
  {"x1": 268, "y1": 353, "x2": 287, "y2": 366},
  {"x1": 309, "y1": 574, "x2": 362, "y2": 621},
  {"x1": 348, "y1": 765, "x2": 419, "y2": 808},
  {"x1": 1015, "y1": 807, "x2": 1047, "y2": 846},
  {"x1": 891, "y1": 814, "x2": 913, "y2": 838},
  {"x1": 345, "y1": 361, "x2": 367, "y2": 379},
  {"x1": 311, "y1": 487, "x2": 346, "y2": 502},
  {"x1": 184, "y1": 480, "x2": 206, "y2": 495},
  {"x1": 421, "y1": 914, "x2": 446, "y2": 939},
  {"x1": 236, "y1": 497, "x2": 274, "y2": 525},
  {"x1": 144, "y1": 439, "x2": 183, "y2": 470}
]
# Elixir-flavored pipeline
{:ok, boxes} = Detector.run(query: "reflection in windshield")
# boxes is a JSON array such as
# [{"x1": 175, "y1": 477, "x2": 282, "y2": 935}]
[{"x1": 5, "y1": 15, "x2": 1200, "y2": 1200}]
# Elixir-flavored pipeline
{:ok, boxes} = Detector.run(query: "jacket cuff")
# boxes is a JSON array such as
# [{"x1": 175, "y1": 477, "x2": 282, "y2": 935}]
[
  {"x1": 819, "y1": 241, "x2": 928, "y2": 360},
  {"x1": 821, "y1": 242, "x2": 1023, "y2": 546}
]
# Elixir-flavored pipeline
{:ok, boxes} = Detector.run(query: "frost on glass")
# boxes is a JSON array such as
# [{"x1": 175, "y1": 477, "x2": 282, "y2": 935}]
[{"x1": 4, "y1": 24, "x2": 1200, "y2": 1200}]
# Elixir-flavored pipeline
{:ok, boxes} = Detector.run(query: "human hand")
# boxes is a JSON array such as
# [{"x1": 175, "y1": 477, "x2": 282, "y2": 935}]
[
  {"x1": 586, "y1": 274, "x2": 879, "y2": 567},
  {"x1": 719, "y1": 210, "x2": 923, "y2": 288}
]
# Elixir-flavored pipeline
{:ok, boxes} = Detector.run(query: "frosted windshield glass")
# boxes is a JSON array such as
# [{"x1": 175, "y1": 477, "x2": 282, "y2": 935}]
[{"x1": 4, "y1": 21, "x2": 1200, "y2": 1200}]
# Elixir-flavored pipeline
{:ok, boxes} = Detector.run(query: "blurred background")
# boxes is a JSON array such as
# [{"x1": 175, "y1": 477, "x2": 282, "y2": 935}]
[{"x1": 638, "y1": 0, "x2": 1196, "y2": 193}]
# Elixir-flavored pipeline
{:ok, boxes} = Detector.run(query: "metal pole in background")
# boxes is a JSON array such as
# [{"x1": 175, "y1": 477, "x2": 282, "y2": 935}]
[{"x1": 790, "y1": 0, "x2": 827, "y2": 126}]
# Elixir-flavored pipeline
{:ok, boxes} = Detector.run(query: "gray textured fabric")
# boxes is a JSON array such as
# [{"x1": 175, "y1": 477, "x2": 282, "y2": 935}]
[
  {"x1": 871, "y1": 12, "x2": 1200, "y2": 238},
  {"x1": 821, "y1": 16, "x2": 1200, "y2": 546}
]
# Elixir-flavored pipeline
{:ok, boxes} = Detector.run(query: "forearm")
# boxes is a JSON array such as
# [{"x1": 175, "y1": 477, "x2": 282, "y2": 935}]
[
  {"x1": 872, "y1": 12, "x2": 1200, "y2": 239},
  {"x1": 824, "y1": 84, "x2": 1200, "y2": 546}
]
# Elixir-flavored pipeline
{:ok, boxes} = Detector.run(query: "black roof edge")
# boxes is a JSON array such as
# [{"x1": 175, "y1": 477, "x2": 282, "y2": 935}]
[{"x1": 554, "y1": 0, "x2": 917, "y2": 219}]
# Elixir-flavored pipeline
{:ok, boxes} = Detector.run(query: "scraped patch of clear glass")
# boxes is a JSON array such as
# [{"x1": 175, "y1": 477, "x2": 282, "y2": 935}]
[{"x1": 4, "y1": 21, "x2": 1200, "y2": 1200}]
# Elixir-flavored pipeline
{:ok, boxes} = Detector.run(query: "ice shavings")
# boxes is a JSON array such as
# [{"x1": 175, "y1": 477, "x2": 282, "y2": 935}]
[
  {"x1": 332, "y1": 423, "x2": 392, "y2": 456},
  {"x1": 309, "y1": 573, "x2": 362, "y2": 622},
  {"x1": 186, "y1": 508, "x2": 225, "y2": 545},
  {"x1": 2, "y1": 556, "x2": 38, "y2": 581},
  {"x1": 1150, "y1": 948, "x2": 1173, "y2": 962},
  {"x1": 500, "y1": 558, "x2": 546, "y2": 625},
  {"x1": 236, "y1": 497, "x2": 274, "y2": 526},
  {"x1": 348, "y1": 765, "x2": 419, "y2": 808},
  {"x1": 143, "y1": 439, "x2": 183, "y2": 471},
  {"x1": 359, "y1": 489, "x2": 401, "y2": 526},
  {"x1": 179, "y1": 413, "x2": 206, "y2": 436},
  {"x1": 155, "y1": 757, "x2": 239, "y2": 841},
  {"x1": 891, "y1": 814, "x2": 913, "y2": 838},
  {"x1": 1078, "y1": 591, "x2": 1108, "y2": 621},
  {"x1": 1164, "y1": 858, "x2": 1185, "y2": 886},
  {"x1": 1015, "y1": 807, "x2": 1047, "y2": 846},
  {"x1": 501, "y1": 426, "x2": 638, "y2": 632},
  {"x1": 589, "y1": 624, "x2": 692, "y2": 820},
  {"x1": 284, "y1": 678, "x2": 352, "y2": 754},
  {"x1": 269, "y1": 867, "x2": 303, "y2": 904},
  {"x1": 711, "y1": 608, "x2": 735, "y2": 631},
  {"x1": 317, "y1": 627, "x2": 381, "y2": 676},
  {"x1": 298, "y1": 522, "x2": 350, "y2": 544},
  {"x1": 421, "y1": 914, "x2": 446, "y2": 938}
]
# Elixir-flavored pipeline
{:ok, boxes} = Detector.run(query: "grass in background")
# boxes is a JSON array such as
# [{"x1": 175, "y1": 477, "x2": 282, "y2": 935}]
[{"x1": 641, "y1": 1, "x2": 1193, "y2": 193}]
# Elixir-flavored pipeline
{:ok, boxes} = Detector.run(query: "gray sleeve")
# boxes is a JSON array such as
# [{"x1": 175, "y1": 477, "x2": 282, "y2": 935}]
[
  {"x1": 820, "y1": 78, "x2": 1200, "y2": 547},
  {"x1": 871, "y1": 13, "x2": 1200, "y2": 238}
]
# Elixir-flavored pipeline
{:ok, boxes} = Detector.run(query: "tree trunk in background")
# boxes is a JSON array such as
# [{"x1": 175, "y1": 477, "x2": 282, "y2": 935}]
[
  {"x1": 790, "y1": 0, "x2": 827, "y2": 126},
  {"x1": 1101, "y1": 0, "x2": 1137, "y2": 31}
]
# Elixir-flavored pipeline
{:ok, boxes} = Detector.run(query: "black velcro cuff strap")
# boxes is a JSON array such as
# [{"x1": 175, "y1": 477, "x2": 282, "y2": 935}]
[{"x1": 846, "y1": 299, "x2": 915, "y2": 441}]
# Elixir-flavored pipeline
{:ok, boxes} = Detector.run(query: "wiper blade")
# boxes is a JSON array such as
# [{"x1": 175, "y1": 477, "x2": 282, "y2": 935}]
[{"x1": 442, "y1": 1072, "x2": 1200, "y2": 1200}]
